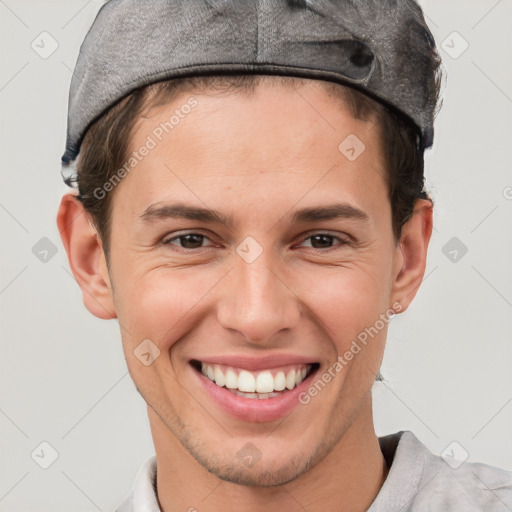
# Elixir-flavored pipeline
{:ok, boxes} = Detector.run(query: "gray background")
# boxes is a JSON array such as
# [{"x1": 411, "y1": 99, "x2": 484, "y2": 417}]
[{"x1": 1, "y1": 0, "x2": 511, "y2": 510}]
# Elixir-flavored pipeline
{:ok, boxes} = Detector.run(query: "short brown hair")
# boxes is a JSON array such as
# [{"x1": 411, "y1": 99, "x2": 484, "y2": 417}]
[{"x1": 69, "y1": 74, "x2": 440, "y2": 263}]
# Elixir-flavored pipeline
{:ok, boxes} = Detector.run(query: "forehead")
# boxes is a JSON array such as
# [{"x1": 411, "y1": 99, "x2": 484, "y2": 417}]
[{"x1": 114, "y1": 80, "x2": 388, "y2": 225}]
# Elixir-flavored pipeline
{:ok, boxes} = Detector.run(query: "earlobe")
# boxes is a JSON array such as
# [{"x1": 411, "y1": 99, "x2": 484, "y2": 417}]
[
  {"x1": 57, "y1": 193, "x2": 117, "y2": 320},
  {"x1": 390, "y1": 199, "x2": 433, "y2": 313}
]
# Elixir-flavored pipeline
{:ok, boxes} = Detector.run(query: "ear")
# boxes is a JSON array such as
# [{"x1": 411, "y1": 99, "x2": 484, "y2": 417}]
[
  {"x1": 57, "y1": 192, "x2": 116, "y2": 320},
  {"x1": 390, "y1": 198, "x2": 433, "y2": 313}
]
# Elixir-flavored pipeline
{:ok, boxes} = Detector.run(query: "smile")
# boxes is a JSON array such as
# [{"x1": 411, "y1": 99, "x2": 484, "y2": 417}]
[
  {"x1": 190, "y1": 359, "x2": 320, "y2": 422},
  {"x1": 197, "y1": 361, "x2": 315, "y2": 398}
]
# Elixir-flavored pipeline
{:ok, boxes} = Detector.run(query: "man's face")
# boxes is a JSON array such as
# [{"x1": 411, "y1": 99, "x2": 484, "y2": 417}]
[{"x1": 100, "y1": 81, "x2": 404, "y2": 485}]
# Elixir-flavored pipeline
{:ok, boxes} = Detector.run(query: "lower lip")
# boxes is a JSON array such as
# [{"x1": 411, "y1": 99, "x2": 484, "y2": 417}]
[{"x1": 192, "y1": 364, "x2": 318, "y2": 423}]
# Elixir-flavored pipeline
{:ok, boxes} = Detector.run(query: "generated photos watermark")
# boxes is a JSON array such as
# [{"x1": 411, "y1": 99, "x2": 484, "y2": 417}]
[
  {"x1": 93, "y1": 96, "x2": 198, "y2": 200},
  {"x1": 298, "y1": 301, "x2": 402, "y2": 405}
]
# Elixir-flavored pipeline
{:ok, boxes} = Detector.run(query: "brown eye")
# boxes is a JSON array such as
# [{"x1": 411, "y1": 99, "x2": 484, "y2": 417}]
[
  {"x1": 163, "y1": 232, "x2": 211, "y2": 250},
  {"x1": 297, "y1": 232, "x2": 351, "y2": 251},
  {"x1": 309, "y1": 234, "x2": 335, "y2": 249}
]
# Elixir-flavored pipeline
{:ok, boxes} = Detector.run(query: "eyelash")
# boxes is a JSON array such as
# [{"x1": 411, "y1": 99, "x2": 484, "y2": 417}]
[{"x1": 161, "y1": 231, "x2": 353, "y2": 252}]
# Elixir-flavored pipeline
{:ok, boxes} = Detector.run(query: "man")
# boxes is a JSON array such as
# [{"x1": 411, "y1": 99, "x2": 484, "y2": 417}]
[{"x1": 57, "y1": 1, "x2": 512, "y2": 510}]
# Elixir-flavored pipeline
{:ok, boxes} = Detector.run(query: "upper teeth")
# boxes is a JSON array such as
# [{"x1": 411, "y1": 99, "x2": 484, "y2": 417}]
[{"x1": 201, "y1": 362, "x2": 310, "y2": 393}]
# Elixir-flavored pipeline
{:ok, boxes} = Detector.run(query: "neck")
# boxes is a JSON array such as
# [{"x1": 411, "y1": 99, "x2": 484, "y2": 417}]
[{"x1": 151, "y1": 396, "x2": 388, "y2": 512}]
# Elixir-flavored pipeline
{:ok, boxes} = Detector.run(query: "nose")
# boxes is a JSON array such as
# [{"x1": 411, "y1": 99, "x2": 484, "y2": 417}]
[{"x1": 217, "y1": 248, "x2": 301, "y2": 345}]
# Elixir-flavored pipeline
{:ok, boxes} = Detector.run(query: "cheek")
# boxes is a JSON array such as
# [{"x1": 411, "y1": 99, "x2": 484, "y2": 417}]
[
  {"x1": 113, "y1": 269, "x2": 218, "y2": 351},
  {"x1": 113, "y1": 274, "x2": 197, "y2": 397},
  {"x1": 295, "y1": 261, "x2": 393, "y2": 347}
]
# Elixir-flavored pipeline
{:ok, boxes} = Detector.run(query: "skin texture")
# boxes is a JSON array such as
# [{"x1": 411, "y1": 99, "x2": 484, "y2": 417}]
[{"x1": 57, "y1": 79, "x2": 433, "y2": 512}]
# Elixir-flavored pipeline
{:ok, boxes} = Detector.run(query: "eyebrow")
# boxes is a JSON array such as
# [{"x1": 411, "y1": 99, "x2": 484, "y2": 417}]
[{"x1": 139, "y1": 201, "x2": 369, "y2": 228}]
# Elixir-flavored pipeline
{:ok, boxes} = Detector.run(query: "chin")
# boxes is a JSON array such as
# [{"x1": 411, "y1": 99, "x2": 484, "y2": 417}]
[
  {"x1": 198, "y1": 451, "x2": 314, "y2": 487},
  {"x1": 182, "y1": 430, "x2": 334, "y2": 488}
]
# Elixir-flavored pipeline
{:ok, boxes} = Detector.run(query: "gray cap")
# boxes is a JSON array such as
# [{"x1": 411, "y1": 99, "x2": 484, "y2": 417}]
[{"x1": 61, "y1": 0, "x2": 441, "y2": 166}]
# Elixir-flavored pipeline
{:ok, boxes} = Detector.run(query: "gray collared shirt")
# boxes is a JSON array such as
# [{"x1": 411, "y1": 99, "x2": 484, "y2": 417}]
[{"x1": 115, "y1": 431, "x2": 512, "y2": 511}]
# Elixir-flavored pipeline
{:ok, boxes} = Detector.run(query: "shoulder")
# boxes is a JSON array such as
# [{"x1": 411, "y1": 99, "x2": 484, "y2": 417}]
[
  {"x1": 388, "y1": 431, "x2": 512, "y2": 511},
  {"x1": 419, "y1": 444, "x2": 512, "y2": 510}
]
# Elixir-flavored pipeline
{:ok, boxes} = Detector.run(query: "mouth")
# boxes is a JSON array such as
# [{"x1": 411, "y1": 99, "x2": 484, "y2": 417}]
[
  {"x1": 189, "y1": 358, "x2": 320, "y2": 422},
  {"x1": 190, "y1": 359, "x2": 319, "y2": 399}
]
